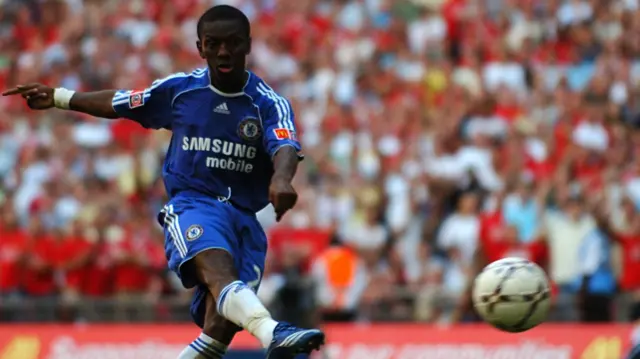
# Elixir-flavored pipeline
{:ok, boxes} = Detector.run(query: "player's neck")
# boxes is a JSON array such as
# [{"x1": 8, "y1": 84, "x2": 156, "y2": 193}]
[{"x1": 209, "y1": 69, "x2": 248, "y2": 94}]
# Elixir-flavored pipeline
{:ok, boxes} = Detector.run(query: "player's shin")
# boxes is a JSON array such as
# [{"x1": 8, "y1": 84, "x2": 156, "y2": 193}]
[
  {"x1": 177, "y1": 333, "x2": 227, "y2": 359},
  {"x1": 217, "y1": 280, "x2": 277, "y2": 348}
]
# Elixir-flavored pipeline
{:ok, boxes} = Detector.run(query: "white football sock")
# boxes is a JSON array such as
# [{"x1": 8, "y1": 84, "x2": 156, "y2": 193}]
[
  {"x1": 177, "y1": 332, "x2": 227, "y2": 359},
  {"x1": 217, "y1": 280, "x2": 278, "y2": 348}
]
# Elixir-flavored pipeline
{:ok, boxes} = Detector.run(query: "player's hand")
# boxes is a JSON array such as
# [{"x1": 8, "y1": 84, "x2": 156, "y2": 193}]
[
  {"x1": 269, "y1": 177, "x2": 298, "y2": 222},
  {"x1": 2, "y1": 83, "x2": 55, "y2": 110}
]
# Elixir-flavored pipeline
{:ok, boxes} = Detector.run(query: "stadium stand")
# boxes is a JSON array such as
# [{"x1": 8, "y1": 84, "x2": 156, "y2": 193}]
[{"x1": 1, "y1": 0, "x2": 640, "y2": 327}]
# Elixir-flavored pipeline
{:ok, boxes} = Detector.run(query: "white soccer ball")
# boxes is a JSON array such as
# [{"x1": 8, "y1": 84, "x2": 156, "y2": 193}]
[{"x1": 472, "y1": 257, "x2": 552, "y2": 333}]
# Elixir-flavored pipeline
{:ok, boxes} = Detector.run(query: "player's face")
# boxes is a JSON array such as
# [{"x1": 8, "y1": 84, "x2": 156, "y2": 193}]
[{"x1": 197, "y1": 20, "x2": 251, "y2": 77}]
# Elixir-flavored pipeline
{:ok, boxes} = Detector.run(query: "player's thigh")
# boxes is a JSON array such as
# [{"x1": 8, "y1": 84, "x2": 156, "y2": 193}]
[
  {"x1": 236, "y1": 214, "x2": 268, "y2": 292},
  {"x1": 163, "y1": 201, "x2": 241, "y2": 288}
]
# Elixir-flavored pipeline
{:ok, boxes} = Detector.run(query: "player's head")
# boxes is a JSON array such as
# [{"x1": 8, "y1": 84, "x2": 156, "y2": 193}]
[{"x1": 196, "y1": 5, "x2": 251, "y2": 77}]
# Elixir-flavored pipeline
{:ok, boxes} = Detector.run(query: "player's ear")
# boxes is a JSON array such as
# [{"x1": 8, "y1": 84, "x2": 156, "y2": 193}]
[
  {"x1": 196, "y1": 39, "x2": 205, "y2": 59},
  {"x1": 246, "y1": 37, "x2": 252, "y2": 55}
]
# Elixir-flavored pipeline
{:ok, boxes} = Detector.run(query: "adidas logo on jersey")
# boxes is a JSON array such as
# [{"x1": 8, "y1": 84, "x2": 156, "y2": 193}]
[{"x1": 214, "y1": 102, "x2": 230, "y2": 114}]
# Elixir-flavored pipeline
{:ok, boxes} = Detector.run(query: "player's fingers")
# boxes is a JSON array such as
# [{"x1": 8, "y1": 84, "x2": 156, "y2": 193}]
[
  {"x1": 20, "y1": 83, "x2": 41, "y2": 90},
  {"x1": 24, "y1": 88, "x2": 41, "y2": 96},
  {"x1": 2, "y1": 84, "x2": 39, "y2": 96},
  {"x1": 2, "y1": 87, "x2": 23, "y2": 96}
]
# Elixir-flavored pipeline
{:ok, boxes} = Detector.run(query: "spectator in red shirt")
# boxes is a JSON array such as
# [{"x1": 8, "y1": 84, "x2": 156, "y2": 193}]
[
  {"x1": 478, "y1": 192, "x2": 508, "y2": 264},
  {"x1": 615, "y1": 210, "x2": 640, "y2": 321},
  {"x1": 22, "y1": 217, "x2": 58, "y2": 298},
  {"x1": 112, "y1": 213, "x2": 165, "y2": 320},
  {"x1": 499, "y1": 226, "x2": 548, "y2": 267},
  {"x1": 19, "y1": 217, "x2": 60, "y2": 321},
  {"x1": 80, "y1": 215, "x2": 115, "y2": 299},
  {"x1": 478, "y1": 193, "x2": 547, "y2": 267},
  {"x1": 114, "y1": 214, "x2": 165, "y2": 293},
  {"x1": 0, "y1": 206, "x2": 28, "y2": 321},
  {"x1": 0, "y1": 209, "x2": 27, "y2": 297},
  {"x1": 55, "y1": 220, "x2": 93, "y2": 321},
  {"x1": 59, "y1": 221, "x2": 93, "y2": 295},
  {"x1": 269, "y1": 225, "x2": 332, "y2": 274}
]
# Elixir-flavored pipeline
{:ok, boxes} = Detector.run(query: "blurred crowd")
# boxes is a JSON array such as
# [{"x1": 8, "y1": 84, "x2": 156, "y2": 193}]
[{"x1": 2, "y1": 0, "x2": 640, "y2": 324}]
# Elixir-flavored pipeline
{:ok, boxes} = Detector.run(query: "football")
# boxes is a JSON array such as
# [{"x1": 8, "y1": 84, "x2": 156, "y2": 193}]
[{"x1": 472, "y1": 257, "x2": 552, "y2": 333}]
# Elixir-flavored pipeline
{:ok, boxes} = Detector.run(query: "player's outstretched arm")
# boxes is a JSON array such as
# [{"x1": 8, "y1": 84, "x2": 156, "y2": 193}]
[
  {"x1": 68, "y1": 91, "x2": 120, "y2": 118},
  {"x1": 2, "y1": 83, "x2": 119, "y2": 119}
]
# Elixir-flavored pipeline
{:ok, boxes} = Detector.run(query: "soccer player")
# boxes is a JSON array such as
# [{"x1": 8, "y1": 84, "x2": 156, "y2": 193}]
[{"x1": 3, "y1": 5, "x2": 325, "y2": 359}]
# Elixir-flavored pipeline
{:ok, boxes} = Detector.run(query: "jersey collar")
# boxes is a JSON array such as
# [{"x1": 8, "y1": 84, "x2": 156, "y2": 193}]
[{"x1": 208, "y1": 69, "x2": 251, "y2": 98}]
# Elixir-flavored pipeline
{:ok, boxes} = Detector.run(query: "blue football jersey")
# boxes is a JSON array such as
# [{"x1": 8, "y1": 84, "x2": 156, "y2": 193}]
[{"x1": 111, "y1": 68, "x2": 303, "y2": 212}]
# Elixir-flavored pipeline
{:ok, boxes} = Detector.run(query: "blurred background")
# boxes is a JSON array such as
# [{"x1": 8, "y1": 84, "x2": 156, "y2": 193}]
[{"x1": 1, "y1": 0, "x2": 640, "y2": 357}]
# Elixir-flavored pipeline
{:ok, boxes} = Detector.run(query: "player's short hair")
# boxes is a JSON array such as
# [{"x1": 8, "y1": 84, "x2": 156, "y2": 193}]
[{"x1": 197, "y1": 5, "x2": 251, "y2": 39}]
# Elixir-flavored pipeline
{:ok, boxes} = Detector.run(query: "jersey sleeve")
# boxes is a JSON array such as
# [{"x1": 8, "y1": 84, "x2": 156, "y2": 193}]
[
  {"x1": 260, "y1": 92, "x2": 303, "y2": 160},
  {"x1": 111, "y1": 76, "x2": 178, "y2": 130}
]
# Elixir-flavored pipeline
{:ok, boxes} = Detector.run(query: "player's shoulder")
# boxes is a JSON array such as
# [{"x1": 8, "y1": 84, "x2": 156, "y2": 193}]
[
  {"x1": 244, "y1": 71, "x2": 291, "y2": 110},
  {"x1": 151, "y1": 68, "x2": 210, "y2": 92}
]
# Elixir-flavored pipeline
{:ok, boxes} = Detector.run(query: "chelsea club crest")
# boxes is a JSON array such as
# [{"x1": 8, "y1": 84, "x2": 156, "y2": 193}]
[
  {"x1": 238, "y1": 117, "x2": 262, "y2": 142},
  {"x1": 186, "y1": 225, "x2": 203, "y2": 241}
]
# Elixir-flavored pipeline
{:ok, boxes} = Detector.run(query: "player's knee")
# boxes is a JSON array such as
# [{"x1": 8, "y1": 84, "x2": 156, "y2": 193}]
[{"x1": 193, "y1": 248, "x2": 238, "y2": 294}]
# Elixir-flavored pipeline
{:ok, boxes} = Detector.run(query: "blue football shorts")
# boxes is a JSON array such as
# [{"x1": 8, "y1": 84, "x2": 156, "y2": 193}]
[{"x1": 160, "y1": 196, "x2": 266, "y2": 328}]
